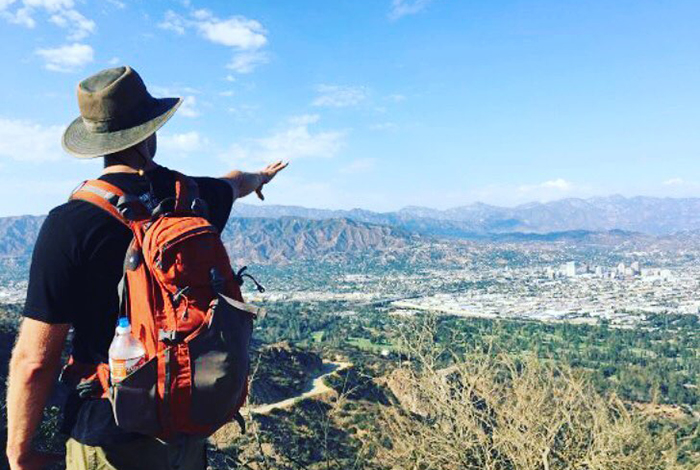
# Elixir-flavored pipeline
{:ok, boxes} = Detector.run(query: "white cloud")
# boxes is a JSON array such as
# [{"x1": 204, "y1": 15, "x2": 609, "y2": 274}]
[
  {"x1": 386, "y1": 93, "x2": 406, "y2": 103},
  {"x1": 312, "y1": 84, "x2": 369, "y2": 108},
  {"x1": 541, "y1": 178, "x2": 573, "y2": 190},
  {"x1": 227, "y1": 50, "x2": 269, "y2": 74},
  {"x1": 107, "y1": 57, "x2": 120, "y2": 65},
  {"x1": 0, "y1": 117, "x2": 65, "y2": 162},
  {"x1": 3, "y1": 5, "x2": 33, "y2": 26},
  {"x1": 0, "y1": 0, "x2": 95, "y2": 41},
  {"x1": 224, "y1": 114, "x2": 345, "y2": 164},
  {"x1": 227, "y1": 104, "x2": 258, "y2": 120},
  {"x1": 341, "y1": 158, "x2": 376, "y2": 174},
  {"x1": 49, "y1": 8, "x2": 94, "y2": 40},
  {"x1": 219, "y1": 90, "x2": 234, "y2": 97},
  {"x1": 151, "y1": 86, "x2": 201, "y2": 118},
  {"x1": 158, "y1": 131, "x2": 208, "y2": 156},
  {"x1": 389, "y1": 0, "x2": 435, "y2": 20},
  {"x1": 179, "y1": 96, "x2": 200, "y2": 118},
  {"x1": 519, "y1": 178, "x2": 575, "y2": 193},
  {"x1": 106, "y1": 0, "x2": 125, "y2": 9},
  {"x1": 289, "y1": 114, "x2": 319, "y2": 126},
  {"x1": 158, "y1": 10, "x2": 186, "y2": 34},
  {"x1": 370, "y1": 122, "x2": 399, "y2": 131},
  {"x1": 158, "y1": 9, "x2": 269, "y2": 75},
  {"x1": 663, "y1": 177, "x2": 684, "y2": 186},
  {"x1": 35, "y1": 43, "x2": 93, "y2": 72},
  {"x1": 195, "y1": 13, "x2": 267, "y2": 49}
]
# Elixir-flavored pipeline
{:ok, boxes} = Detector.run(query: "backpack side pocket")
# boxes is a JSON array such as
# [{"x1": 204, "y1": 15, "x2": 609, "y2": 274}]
[
  {"x1": 187, "y1": 293, "x2": 255, "y2": 427},
  {"x1": 110, "y1": 356, "x2": 161, "y2": 435}
]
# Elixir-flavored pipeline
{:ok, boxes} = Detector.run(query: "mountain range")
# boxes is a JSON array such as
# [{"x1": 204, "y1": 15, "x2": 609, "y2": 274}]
[
  {"x1": 232, "y1": 195, "x2": 700, "y2": 236},
  {"x1": 0, "y1": 215, "x2": 417, "y2": 271},
  {"x1": 3, "y1": 195, "x2": 700, "y2": 273}
]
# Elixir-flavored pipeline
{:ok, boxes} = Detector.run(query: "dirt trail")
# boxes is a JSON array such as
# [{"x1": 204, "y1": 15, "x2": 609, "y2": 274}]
[{"x1": 247, "y1": 360, "x2": 352, "y2": 415}]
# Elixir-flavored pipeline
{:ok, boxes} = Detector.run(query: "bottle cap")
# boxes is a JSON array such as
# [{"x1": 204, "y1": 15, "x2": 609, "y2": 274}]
[{"x1": 116, "y1": 317, "x2": 130, "y2": 331}]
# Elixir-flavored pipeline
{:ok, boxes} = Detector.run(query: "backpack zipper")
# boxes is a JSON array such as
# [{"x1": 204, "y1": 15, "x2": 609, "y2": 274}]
[{"x1": 153, "y1": 225, "x2": 217, "y2": 269}]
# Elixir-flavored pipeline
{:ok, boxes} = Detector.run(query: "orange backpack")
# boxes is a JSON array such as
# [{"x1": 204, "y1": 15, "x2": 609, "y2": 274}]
[{"x1": 61, "y1": 172, "x2": 263, "y2": 440}]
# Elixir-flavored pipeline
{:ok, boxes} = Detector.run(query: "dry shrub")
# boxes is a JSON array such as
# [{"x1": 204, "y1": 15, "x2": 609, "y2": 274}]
[{"x1": 374, "y1": 319, "x2": 683, "y2": 470}]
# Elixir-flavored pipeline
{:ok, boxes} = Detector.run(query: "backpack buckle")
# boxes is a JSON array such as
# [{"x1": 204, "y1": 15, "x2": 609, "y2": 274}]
[
  {"x1": 151, "y1": 197, "x2": 176, "y2": 219},
  {"x1": 158, "y1": 329, "x2": 184, "y2": 345}
]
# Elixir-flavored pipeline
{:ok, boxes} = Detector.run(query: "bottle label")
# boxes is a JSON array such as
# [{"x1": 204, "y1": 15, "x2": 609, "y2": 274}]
[{"x1": 110, "y1": 355, "x2": 146, "y2": 384}]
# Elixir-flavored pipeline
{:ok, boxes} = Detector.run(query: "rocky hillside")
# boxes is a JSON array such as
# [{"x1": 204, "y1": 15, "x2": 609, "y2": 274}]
[
  {"x1": 223, "y1": 217, "x2": 415, "y2": 265},
  {"x1": 249, "y1": 342, "x2": 323, "y2": 405},
  {"x1": 0, "y1": 215, "x2": 45, "y2": 258},
  {"x1": 0, "y1": 215, "x2": 419, "y2": 281}
]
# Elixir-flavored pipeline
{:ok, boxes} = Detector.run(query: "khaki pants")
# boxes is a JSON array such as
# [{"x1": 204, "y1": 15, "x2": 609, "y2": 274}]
[{"x1": 65, "y1": 436, "x2": 207, "y2": 470}]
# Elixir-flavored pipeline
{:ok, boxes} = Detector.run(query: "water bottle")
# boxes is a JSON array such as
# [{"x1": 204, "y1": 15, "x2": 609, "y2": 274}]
[{"x1": 108, "y1": 317, "x2": 146, "y2": 384}]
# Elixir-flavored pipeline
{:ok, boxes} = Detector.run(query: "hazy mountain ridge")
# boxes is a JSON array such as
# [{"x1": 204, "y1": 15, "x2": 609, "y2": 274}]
[
  {"x1": 4, "y1": 195, "x2": 700, "y2": 271},
  {"x1": 233, "y1": 195, "x2": 700, "y2": 235}
]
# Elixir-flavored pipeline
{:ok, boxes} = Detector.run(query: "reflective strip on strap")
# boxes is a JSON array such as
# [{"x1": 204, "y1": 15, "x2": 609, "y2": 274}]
[
  {"x1": 72, "y1": 189, "x2": 129, "y2": 226},
  {"x1": 70, "y1": 179, "x2": 130, "y2": 227},
  {"x1": 80, "y1": 183, "x2": 120, "y2": 204},
  {"x1": 218, "y1": 293, "x2": 267, "y2": 320}
]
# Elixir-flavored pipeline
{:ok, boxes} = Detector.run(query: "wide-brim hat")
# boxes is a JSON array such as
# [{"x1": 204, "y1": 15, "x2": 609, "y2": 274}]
[{"x1": 62, "y1": 66, "x2": 182, "y2": 159}]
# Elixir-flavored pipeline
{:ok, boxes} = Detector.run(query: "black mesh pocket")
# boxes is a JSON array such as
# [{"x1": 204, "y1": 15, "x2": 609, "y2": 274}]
[
  {"x1": 110, "y1": 357, "x2": 161, "y2": 434},
  {"x1": 188, "y1": 293, "x2": 254, "y2": 426}
]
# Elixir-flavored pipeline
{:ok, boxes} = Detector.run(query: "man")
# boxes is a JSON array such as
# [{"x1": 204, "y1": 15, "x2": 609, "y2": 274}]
[{"x1": 6, "y1": 66, "x2": 287, "y2": 470}]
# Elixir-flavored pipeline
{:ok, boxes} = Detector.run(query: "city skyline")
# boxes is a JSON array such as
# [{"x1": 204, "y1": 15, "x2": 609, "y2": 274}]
[{"x1": 1, "y1": 0, "x2": 700, "y2": 216}]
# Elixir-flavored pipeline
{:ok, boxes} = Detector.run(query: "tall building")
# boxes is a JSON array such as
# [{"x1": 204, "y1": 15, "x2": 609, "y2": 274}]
[
  {"x1": 631, "y1": 261, "x2": 641, "y2": 275},
  {"x1": 564, "y1": 261, "x2": 576, "y2": 277}
]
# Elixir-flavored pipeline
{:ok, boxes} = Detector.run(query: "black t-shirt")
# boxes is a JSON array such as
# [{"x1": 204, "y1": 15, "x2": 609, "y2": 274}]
[{"x1": 23, "y1": 166, "x2": 234, "y2": 446}]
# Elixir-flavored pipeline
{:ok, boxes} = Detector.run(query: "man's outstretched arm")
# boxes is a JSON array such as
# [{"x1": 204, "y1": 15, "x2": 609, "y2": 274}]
[
  {"x1": 6, "y1": 318, "x2": 69, "y2": 470},
  {"x1": 221, "y1": 160, "x2": 289, "y2": 201}
]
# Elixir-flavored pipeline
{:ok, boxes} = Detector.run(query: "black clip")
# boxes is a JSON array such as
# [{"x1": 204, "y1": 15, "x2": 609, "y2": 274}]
[
  {"x1": 191, "y1": 197, "x2": 209, "y2": 219},
  {"x1": 158, "y1": 329, "x2": 182, "y2": 345},
  {"x1": 234, "y1": 266, "x2": 266, "y2": 293},
  {"x1": 151, "y1": 197, "x2": 176, "y2": 219}
]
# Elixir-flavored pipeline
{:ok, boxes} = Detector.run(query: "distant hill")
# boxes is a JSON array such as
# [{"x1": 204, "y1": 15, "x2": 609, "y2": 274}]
[
  {"x1": 0, "y1": 215, "x2": 45, "y2": 258},
  {"x1": 0, "y1": 215, "x2": 418, "y2": 273},
  {"x1": 222, "y1": 217, "x2": 417, "y2": 265},
  {"x1": 4, "y1": 194, "x2": 700, "y2": 276},
  {"x1": 233, "y1": 195, "x2": 700, "y2": 236}
]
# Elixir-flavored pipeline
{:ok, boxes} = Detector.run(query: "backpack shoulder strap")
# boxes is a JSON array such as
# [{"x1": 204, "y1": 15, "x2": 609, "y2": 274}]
[
  {"x1": 70, "y1": 179, "x2": 131, "y2": 227},
  {"x1": 172, "y1": 171, "x2": 200, "y2": 213}
]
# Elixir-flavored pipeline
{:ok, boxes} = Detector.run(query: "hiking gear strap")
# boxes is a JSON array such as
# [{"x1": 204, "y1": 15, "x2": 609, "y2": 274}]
[
  {"x1": 70, "y1": 180, "x2": 131, "y2": 226},
  {"x1": 173, "y1": 172, "x2": 200, "y2": 213}
]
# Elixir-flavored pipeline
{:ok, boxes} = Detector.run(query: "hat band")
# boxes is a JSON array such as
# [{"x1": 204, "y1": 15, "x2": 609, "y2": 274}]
[{"x1": 81, "y1": 98, "x2": 157, "y2": 134}]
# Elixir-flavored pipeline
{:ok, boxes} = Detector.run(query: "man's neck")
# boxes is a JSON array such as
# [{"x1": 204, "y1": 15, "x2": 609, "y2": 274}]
[{"x1": 102, "y1": 162, "x2": 159, "y2": 175}]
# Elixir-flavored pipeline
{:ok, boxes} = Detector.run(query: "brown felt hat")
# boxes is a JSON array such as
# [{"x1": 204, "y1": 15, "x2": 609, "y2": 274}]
[{"x1": 62, "y1": 66, "x2": 182, "y2": 159}]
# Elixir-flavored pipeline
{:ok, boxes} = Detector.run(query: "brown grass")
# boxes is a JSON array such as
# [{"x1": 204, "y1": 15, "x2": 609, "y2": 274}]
[{"x1": 372, "y1": 318, "x2": 686, "y2": 470}]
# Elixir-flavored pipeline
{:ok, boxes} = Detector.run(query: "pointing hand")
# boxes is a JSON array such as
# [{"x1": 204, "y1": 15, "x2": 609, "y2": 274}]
[{"x1": 256, "y1": 160, "x2": 289, "y2": 201}]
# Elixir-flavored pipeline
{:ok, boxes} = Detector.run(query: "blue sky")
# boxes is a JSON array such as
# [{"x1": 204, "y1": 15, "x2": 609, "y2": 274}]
[{"x1": 1, "y1": 0, "x2": 700, "y2": 216}]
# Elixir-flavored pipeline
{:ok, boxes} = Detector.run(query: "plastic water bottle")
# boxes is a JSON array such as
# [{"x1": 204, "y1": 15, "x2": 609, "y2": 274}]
[{"x1": 108, "y1": 317, "x2": 146, "y2": 384}]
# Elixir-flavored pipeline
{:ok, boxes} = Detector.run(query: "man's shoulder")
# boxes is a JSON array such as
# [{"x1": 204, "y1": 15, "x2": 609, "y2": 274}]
[
  {"x1": 48, "y1": 198, "x2": 115, "y2": 223},
  {"x1": 42, "y1": 198, "x2": 123, "y2": 242}
]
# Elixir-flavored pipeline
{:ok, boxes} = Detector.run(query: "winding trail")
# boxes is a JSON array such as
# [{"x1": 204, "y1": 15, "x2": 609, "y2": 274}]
[{"x1": 247, "y1": 360, "x2": 352, "y2": 415}]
